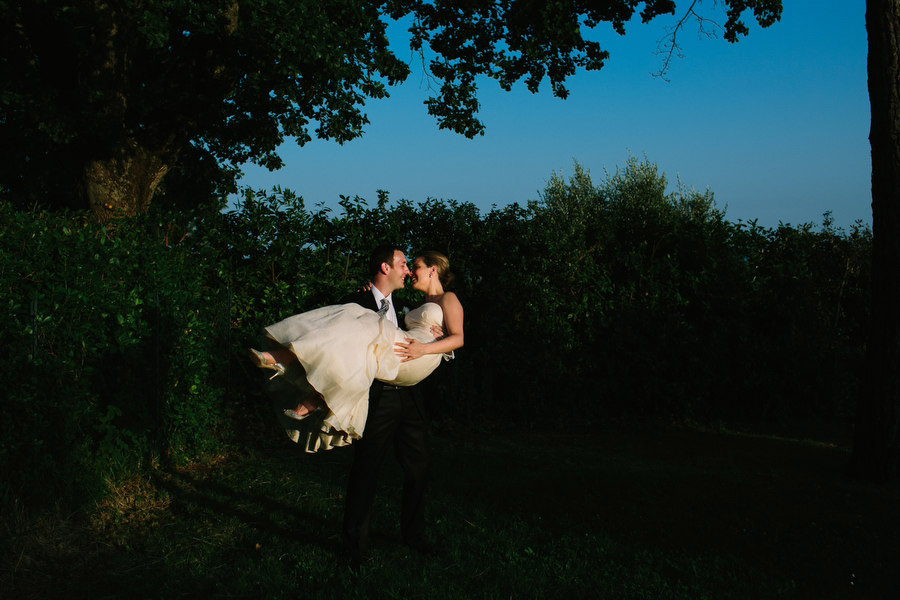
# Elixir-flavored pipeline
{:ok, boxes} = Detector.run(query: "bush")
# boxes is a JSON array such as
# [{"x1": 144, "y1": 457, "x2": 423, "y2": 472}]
[
  {"x1": 0, "y1": 201, "x2": 228, "y2": 508},
  {"x1": 0, "y1": 157, "x2": 872, "y2": 511}
]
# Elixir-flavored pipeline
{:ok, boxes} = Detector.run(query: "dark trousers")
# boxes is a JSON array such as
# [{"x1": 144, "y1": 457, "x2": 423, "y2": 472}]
[{"x1": 342, "y1": 386, "x2": 429, "y2": 553}]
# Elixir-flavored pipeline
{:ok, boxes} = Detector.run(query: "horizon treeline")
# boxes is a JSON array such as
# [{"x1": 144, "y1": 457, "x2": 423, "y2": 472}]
[{"x1": 0, "y1": 157, "x2": 871, "y2": 511}]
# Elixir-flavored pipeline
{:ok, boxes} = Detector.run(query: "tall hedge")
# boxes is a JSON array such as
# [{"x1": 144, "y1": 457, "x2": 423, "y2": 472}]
[
  {"x1": 0, "y1": 158, "x2": 872, "y2": 510},
  {"x1": 0, "y1": 201, "x2": 228, "y2": 507}
]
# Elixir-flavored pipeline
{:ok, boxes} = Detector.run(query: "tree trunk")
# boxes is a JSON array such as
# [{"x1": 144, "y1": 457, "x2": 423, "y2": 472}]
[
  {"x1": 850, "y1": 0, "x2": 900, "y2": 481},
  {"x1": 84, "y1": 141, "x2": 169, "y2": 221}
]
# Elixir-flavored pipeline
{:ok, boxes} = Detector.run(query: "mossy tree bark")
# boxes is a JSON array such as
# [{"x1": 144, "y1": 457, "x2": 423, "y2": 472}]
[{"x1": 84, "y1": 143, "x2": 170, "y2": 221}]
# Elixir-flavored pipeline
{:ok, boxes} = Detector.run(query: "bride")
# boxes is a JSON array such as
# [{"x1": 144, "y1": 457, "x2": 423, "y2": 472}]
[{"x1": 249, "y1": 250, "x2": 464, "y2": 450}]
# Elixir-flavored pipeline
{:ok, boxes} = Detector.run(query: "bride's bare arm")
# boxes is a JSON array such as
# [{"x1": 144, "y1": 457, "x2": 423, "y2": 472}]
[{"x1": 395, "y1": 292, "x2": 464, "y2": 362}]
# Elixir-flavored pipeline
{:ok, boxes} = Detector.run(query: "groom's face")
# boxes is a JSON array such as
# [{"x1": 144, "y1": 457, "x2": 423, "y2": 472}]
[{"x1": 387, "y1": 250, "x2": 410, "y2": 291}]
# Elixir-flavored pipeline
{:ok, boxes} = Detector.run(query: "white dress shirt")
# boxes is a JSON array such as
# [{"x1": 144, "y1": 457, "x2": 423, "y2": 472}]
[{"x1": 370, "y1": 286, "x2": 398, "y2": 326}]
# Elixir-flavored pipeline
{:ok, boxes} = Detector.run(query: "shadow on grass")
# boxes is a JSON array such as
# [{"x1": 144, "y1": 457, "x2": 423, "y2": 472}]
[
  {"x1": 150, "y1": 464, "x2": 327, "y2": 546},
  {"x1": 3, "y1": 423, "x2": 899, "y2": 599},
  {"x1": 428, "y1": 424, "x2": 900, "y2": 599}
]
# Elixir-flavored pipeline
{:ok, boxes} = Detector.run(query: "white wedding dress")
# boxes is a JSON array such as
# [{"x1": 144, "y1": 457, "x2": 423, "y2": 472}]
[{"x1": 264, "y1": 302, "x2": 444, "y2": 449}]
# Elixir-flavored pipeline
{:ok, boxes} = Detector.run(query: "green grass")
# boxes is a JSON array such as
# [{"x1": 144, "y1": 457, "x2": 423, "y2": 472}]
[{"x1": 3, "y1": 424, "x2": 898, "y2": 599}]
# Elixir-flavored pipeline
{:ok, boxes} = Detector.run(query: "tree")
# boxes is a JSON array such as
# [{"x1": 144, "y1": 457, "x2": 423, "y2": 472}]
[
  {"x1": 0, "y1": 0, "x2": 781, "y2": 220},
  {"x1": 1, "y1": 0, "x2": 409, "y2": 218},
  {"x1": 849, "y1": 0, "x2": 900, "y2": 481}
]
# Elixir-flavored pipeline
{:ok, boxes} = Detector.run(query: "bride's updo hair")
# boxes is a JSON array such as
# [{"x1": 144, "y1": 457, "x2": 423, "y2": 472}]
[{"x1": 418, "y1": 251, "x2": 454, "y2": 288}]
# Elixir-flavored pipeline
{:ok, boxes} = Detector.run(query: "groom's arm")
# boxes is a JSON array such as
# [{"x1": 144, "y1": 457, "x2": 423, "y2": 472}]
[{"x1": 340, "y1": 290, "x2": 377, "y2": 311}]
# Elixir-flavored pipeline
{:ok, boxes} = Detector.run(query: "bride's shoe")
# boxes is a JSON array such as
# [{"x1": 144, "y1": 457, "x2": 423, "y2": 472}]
[
  {"x1": 283, "y1": 406, "x2": 314, "y2": 421},
  {"x1": 248, "y1": 348, "x2": 286, "y2": 380},
  {"x1": 283, "y1": 403, "x2": 323, "y2": 422}
]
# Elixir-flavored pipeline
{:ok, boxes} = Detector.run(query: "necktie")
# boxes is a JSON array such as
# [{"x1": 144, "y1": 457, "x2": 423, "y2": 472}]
[{"x1": 377, "y1": 298, "x2": 390, "y2": 317}]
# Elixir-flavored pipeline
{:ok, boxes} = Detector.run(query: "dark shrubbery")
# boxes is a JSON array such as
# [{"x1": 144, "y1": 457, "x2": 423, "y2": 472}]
[
  {"x1": 0, "y1": 202, "x2": 227, "y2": 507},
  {"x1": 459, "y1": 159, "x2": 869, "y2": 426},
  {"x1": 0, "y1": 158, "x2": 871, "y2": 510}
]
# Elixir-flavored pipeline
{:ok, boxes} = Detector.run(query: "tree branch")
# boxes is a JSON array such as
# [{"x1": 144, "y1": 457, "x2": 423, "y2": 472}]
[{"x1": 653, "y1": 0, "x2": 724, "y2": 80}]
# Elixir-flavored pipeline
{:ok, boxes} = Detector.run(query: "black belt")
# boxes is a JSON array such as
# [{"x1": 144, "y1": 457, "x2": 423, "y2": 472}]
[{"x1": 381, "y1": 384, "x2": 405, "y2": 391}]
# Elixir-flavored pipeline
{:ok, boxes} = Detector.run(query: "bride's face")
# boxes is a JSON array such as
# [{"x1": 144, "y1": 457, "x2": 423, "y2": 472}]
[{"x1": 410, "y1": 258, "x2": 433, "y2": 292}]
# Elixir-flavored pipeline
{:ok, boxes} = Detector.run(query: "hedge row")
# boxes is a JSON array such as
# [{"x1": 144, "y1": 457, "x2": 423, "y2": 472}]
[{"x1": 0, "y1": 158, "x2": 871, "y2": 509}]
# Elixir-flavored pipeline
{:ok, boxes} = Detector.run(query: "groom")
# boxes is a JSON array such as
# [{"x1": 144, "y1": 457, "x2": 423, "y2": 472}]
[{"x1": 340, "y1": 244, "x2": 433, "y2": 567}]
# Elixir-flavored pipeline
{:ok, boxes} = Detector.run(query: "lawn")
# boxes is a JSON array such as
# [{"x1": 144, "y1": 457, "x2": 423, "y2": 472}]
[{"x1": 4, "y1": 423, "x2": 898, "y2": 599}]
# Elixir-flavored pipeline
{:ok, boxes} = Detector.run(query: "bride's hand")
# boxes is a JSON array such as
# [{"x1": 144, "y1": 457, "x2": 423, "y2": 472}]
[
  {"x1": 394, "y1": 338, "x2": 426, "y2": 362},
  {"x1": 430, "y1": 324, "x2": 444, "y2": 339}
]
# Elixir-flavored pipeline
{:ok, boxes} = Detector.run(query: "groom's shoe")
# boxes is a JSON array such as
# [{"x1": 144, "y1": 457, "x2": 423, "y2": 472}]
[
  {"x1": 405, "y1": 536, "x2": 436, "y2": 556},
  {"x1": 342, "y1": 538, "x2": 369, "y2": 572},
  {"x1": 344, "y1": 547, "x2": 368, "y2": 573}
]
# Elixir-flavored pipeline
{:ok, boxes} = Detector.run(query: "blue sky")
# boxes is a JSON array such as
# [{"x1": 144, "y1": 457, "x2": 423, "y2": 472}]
[{"x1": 237, "y1": 0, "x2": 870, "y2": 229}]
